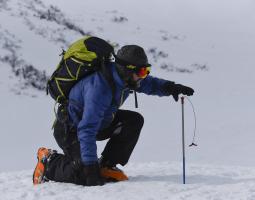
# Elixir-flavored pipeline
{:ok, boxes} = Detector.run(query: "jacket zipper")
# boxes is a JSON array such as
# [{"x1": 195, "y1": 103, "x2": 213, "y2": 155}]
[
  {"x1": 112, "y1": 88, "x2": 129, "y2": 121},
  {"x1": 119, "y1": 88, "x2": 129, "y2": 107}
]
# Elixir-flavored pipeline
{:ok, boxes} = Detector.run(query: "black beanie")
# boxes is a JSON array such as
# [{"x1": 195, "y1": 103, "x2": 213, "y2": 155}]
[{"x1": 115, "y1": 45, "x2": 150, "y2": 67}]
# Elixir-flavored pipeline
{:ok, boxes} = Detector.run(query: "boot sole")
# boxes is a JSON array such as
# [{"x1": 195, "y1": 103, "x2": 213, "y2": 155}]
[{"x1": 33, "y1": 148, "x2": 50, "y2": 185}]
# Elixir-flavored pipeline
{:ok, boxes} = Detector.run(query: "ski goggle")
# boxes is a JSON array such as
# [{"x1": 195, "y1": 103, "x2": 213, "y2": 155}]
[{"x1": 126, "y1": 65, "x2": 151, "y2": 79}]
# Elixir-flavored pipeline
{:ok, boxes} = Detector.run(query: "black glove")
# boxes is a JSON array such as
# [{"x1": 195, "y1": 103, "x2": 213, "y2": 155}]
[
  {"x1": 163, "y1": 81, "x2": 194, "y2": 102},
  {"x1": 83, "y1": 163, "x2": 105, "y2": 186}
]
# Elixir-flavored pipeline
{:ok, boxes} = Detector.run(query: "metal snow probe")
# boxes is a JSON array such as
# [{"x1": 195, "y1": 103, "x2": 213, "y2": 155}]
[
  {"x1": 181, "y1": 96, "x2": 186, "y2": 184},
  {"x1": 180, "y1": 96, "x2": 197, "y2": 184}
]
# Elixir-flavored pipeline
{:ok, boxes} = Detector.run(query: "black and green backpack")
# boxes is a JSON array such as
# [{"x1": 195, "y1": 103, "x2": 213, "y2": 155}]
[{"x1": 46, "y1": 36, "x2": 115, "y2": 105}]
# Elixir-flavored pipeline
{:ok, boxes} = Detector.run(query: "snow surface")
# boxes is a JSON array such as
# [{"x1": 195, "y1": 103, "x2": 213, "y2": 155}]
[
  {"x1": 1, "y1": 0, "x2": 255, "y2": 199},
  {"x1": 1, "y1": 162, "x2": 255, "y2": 200}
]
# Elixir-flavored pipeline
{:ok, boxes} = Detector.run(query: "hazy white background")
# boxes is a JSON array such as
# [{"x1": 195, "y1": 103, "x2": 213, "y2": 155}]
[
  {"x1": 1, "y1": 1, "x2": 255, "y2": 199},
  {"x1": 0, "y1": 0, "x2": 255, "y2": 172}
]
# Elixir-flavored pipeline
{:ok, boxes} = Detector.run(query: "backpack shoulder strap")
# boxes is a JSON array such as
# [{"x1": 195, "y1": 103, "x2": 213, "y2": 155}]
[{"x1": 99, "y1": 60, "x2": 117, "y2": 106}]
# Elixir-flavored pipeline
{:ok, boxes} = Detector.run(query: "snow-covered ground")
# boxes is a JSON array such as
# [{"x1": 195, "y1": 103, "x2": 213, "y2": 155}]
[
  {"x1": 1, "y1": 0, "x2": 255, "y2": 199},
  {"x1": 1, "y1": 162, "x2": 255, "y2": 200}
]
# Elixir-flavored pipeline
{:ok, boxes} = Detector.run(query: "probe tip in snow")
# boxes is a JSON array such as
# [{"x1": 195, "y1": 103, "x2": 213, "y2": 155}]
[{"x1": 189, "y1": 143, "x2": 198, "y2": 147}]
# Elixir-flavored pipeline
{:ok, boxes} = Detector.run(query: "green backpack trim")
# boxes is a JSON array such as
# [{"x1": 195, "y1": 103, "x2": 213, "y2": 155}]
[
  {"x1": 47, "y1": 36, "x2": 115, "y2": 105},
  {"x1": 63, "y1": 36, "x2": 98, "y2": 62}
]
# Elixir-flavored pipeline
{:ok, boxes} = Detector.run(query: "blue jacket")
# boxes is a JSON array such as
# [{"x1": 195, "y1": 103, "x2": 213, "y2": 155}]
[{"x1": 68, "y1": 62, "x2": 169, "y2": 165}]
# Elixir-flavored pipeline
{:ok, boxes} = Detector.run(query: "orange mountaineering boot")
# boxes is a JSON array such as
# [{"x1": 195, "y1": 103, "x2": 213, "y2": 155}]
[
  {"x1": 100, "y1": 166, "x2": 128, "y2": 182},
  {"x1": 33, "y1": 147, "x2": 56, "y2": 185},
  {"x1": 99, "y1": 157, "x2": 128, "y2": 182}
]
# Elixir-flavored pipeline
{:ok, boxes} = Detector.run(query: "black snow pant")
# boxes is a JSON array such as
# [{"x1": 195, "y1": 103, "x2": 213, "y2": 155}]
[{"x1": 45, "y1": 108, "x2": 144, "y2": 185}]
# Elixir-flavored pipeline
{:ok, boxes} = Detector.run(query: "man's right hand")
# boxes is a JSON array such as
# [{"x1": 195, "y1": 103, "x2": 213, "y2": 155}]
[
  {"x1": 163, "y1": 81, "x2": 194, "y2": 102},
  {"x1": 83, "y1": 163, "x2": 105, "y2": 186}
]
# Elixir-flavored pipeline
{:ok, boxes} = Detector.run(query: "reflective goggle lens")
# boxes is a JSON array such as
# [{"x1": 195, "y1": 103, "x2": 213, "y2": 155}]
[
  {"x1": 137, "y1": 67, "x2": 151, "y2": 78},
  {"x1": 126, "y1": 65, "x2": 151, "y2": 78}
]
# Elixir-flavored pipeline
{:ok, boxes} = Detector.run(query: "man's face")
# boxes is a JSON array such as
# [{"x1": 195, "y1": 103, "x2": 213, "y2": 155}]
[
  {"x1": 129, "y1": 73, "x2": 142, "y2": 89},
  {"x1": 117, "y1": 64, "x2": 145, "y2": 90},
  {"x1": 132, "y1": 73, "x2": 142, "y2": 82}
]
